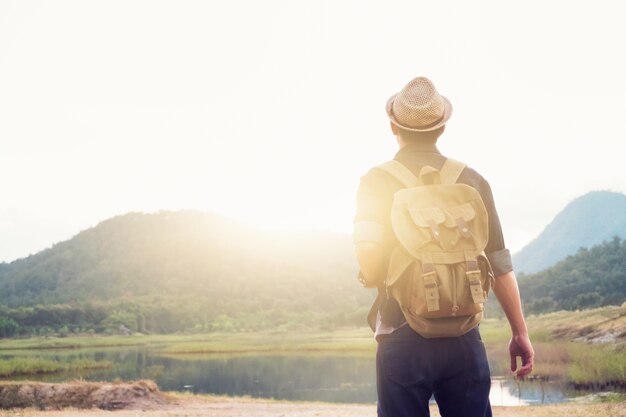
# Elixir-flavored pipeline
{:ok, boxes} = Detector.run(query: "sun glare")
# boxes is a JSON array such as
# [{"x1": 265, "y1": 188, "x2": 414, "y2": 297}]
[{"x1": 208, "y1": 193, "x2": 354, "y2": 234}]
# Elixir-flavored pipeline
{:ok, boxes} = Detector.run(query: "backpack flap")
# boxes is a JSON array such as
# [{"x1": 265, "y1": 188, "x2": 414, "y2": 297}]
[
  {"x1": 392, "y1": 185, "x2": 489, "y2": 257},
  {"x1": 445, "y1": 203, "x2": 477, "y2": 246},
  {"x1": 408, "y1": 207, "x2": 445, "y2": 245}
]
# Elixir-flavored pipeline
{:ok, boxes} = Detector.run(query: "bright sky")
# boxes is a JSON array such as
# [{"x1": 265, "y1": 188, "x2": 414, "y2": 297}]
[{"x1": 2, "y1": 0, "x2": 626, "y2": 263}]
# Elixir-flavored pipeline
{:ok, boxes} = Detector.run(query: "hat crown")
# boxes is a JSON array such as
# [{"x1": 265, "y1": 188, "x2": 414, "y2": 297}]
[{"x1": 387, "y1": 77, "x2": 452, "y2": 132}]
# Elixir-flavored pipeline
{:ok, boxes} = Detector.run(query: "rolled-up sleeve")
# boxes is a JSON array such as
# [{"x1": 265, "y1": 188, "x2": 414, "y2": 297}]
[
  {"x1": 487, "y1": 248, "x2": 513, "y2": 277},
  {"x1": 353, "y1": 169, "x2": 394, "y2": 245}
]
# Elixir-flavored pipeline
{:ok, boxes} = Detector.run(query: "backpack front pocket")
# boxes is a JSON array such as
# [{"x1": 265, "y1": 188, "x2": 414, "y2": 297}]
[{"x1": 408, "y1": 261, "x2": 484, "y2": 319}]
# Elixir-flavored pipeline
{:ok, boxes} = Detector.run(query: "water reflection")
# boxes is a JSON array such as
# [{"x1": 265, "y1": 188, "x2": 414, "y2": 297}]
[
  {"x1": 489, "y1": 378, "x2": 568, "y2": 406},
  {"x1": 0, "y1": 349, "x2": 585, "y2": 405},
  {"x1": 94, "y1": 353, "x2": 377, "y2": 403}
]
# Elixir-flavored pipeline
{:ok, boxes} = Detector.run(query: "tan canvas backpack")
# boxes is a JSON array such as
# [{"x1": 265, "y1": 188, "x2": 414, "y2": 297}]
[{"x1": 376, "y1": 158, "x2": 494, "y2": 338}]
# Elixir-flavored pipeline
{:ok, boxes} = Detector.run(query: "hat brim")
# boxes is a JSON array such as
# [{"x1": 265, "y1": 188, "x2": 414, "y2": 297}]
[{"x1": 386, "y1": 94, "x2": 453, "y2": 132}]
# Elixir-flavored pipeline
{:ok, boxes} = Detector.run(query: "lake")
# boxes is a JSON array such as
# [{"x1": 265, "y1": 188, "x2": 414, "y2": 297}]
[{"x1": 0, "y1": 347, "x2": 588, "y2": 406}]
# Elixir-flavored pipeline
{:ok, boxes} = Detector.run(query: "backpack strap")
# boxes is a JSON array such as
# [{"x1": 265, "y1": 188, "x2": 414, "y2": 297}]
[
  {"x1": 465, "y1": 250, "x2": 487, "y2": 304},
  {"x1": 421, "y1": 252, "x2": 440, "y2": 312},
  {"x1": 367, "y1": 286, "x2": 385, "y2": 332},
  {"x1": 376, "y1": 160, "x2": 418, "y2": 188},
  {"x1": 378, "y1": 159, "x2": 466, "y2": 186},
  {"x1": 439, "y1": 158, "x2": 466, "y2": 184}
]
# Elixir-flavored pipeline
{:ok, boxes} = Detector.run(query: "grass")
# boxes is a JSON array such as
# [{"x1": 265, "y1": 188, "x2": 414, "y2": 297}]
[
  {"x1": 0, "y1": 306, "x2": 624, "y2": 387},
  {"x1": 567, "y1": 343, "x2": 626, "y2": 385},
  {"x1": 0, "y1": 330, "x2": 376, "y2": 354},
  {"x1": 0, "y1": 358, "x2": 112, "y2": 378},
  {"x1": 524, "y1": 306, "x2": 626, "y2": 340},
  {"x1": 482, "y1": 307, "x2": 626, "y2": 385},
  {"x1": 158, "y1": 328, "x2": 375, "y2": 355},
  {"x1": 0, "y1": 334, "x2": 176, "y2": 351}
]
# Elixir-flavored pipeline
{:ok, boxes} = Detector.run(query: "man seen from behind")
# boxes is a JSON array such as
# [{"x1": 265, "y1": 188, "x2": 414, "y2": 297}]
[{"x1": 353, "y1": 76, "x2": 534, "y2": 417}]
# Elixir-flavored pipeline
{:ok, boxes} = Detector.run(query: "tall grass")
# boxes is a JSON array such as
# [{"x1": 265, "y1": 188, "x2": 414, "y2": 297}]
[
  {"x1": 469, "y1": 308, "x2": 626, "y2": 386},
  {"x1": 0, "y1": 307, "x2": 624, "y2": 387},
  {"x1": 0, "y1": 358, "x2": 112, "y2": 377},
  {"x1": 567, "y1": 343, "x2": 626, "y2": 385}
]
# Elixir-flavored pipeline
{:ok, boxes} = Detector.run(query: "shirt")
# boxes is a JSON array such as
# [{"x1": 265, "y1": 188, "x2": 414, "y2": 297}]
[{"x1": 353, "y1": 141, "x2": 513, "y2": 336}]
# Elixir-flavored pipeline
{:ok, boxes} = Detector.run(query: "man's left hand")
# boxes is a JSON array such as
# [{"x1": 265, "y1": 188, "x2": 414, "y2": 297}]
[{"x1": 509, "y1": 334, "x2": 534, "y2": 379}]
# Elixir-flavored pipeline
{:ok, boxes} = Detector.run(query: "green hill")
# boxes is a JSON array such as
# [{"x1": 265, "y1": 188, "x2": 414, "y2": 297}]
[
  {"x1": 0, "y1": 211, "x2": 372, "y2": 335},
  {"x1": 518, "y1": 236, "x2": 626, "y2": 314},
  {"x1": 2, "y1": 208, "x2": 625, "y2": 336},
  {"x1": 513, "y1": 191, "x2": 626, "y2": 273}
]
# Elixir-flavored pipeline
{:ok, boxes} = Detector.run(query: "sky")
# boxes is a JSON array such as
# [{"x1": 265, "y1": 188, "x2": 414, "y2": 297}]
[{"x1": 1, "y1": 0, "x2": 626, "y2": 263}]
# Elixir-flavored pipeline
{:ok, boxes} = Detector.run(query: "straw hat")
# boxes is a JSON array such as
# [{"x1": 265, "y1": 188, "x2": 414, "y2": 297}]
[{"x1": 386, "y1": 77, "x2": 452, "y2": 132}]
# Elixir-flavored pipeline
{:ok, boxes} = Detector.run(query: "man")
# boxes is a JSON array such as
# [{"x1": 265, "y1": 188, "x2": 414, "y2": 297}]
[{"x1": 353, "y1": 77, "x2": 534, "y2": 417}]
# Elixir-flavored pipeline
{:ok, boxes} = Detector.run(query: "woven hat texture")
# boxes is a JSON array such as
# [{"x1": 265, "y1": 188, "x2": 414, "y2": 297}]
[{"x1": 386, "y1": 77, "x2": 452, "y2": 132}]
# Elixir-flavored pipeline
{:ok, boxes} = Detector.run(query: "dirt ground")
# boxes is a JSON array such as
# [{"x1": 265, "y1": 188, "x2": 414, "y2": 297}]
[
  {"x1": 0, "y1": 381, "x2": 624, "y2": 417},
  {"x1": 0, "y1": 395, "x2": 625, "y2": 417}
]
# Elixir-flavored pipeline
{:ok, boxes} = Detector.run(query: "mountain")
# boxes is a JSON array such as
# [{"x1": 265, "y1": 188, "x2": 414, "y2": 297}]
[
  {"x1": 513, "y1": 191, "x2": 626, "y2": 273},
  {"x1": 3, "y1": 191, "x2": 625, "y2": 336},
  {"x1": 518, "y1": 236, "x2": 626, "y2": 314},
  {"x1": 0, "y1": 211, "x2": 370, "y2": 334}
]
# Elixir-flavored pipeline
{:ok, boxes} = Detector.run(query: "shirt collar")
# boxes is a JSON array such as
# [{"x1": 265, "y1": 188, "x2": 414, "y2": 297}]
[{"x1": 395, "y1": 141, "x2": 441, "y2": 158}]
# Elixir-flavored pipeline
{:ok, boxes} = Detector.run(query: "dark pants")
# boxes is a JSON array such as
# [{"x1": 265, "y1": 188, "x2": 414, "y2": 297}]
[{"x1": 376, "y1": 325, "x2": 492, "y2": 417}]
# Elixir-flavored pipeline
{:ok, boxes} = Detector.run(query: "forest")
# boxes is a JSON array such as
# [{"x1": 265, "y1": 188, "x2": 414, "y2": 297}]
[
  {"x1": 518, "y1": 236, "x2": 626, "y2": 314},
  {"x1": 0, "y1": 211, "x2": 371, "y2": 336},
  {"x1": 0, "y1": 211, "x2": 624, "y2": 337}
]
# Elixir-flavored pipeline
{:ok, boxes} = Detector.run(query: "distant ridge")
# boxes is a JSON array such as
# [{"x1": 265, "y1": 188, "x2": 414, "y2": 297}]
[
  {"x1": 0, "y1": 211, "x2": 369, "y2": 333},
  {"x1": 513, "y1": 191, "x2": 626, "y2": 273},
  {"x1": 518, "y1": 236, "x2": 626, "y2": 313}
]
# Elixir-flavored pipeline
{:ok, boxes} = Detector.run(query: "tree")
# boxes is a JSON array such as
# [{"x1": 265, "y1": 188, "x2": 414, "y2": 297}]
[{"x1": 0, "y1": 316, "x2": 19, "y2": 337}]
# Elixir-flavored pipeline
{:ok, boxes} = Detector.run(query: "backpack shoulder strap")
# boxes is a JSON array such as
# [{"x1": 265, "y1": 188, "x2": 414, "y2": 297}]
[
  {"x1": 375, "y1": 160, "x2": 418, "y2": 188},
  {"x1": 439, "y1": 158, "x2": 466, "y2": 184}
]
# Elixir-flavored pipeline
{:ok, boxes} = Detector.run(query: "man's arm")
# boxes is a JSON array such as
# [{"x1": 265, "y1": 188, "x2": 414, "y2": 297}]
[
  {"x1": 492, "y1": 271, "x2": 534, "y2": 378},
  {"x1": 353, "y1": 167, "x2": 394, "y2": 288},
  {"x1": 355, "y1": 242, "x2": 388, "y2": 287}
]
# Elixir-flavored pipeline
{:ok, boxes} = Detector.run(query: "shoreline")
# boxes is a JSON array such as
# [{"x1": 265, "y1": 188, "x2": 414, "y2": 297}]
[
  {"x1": 0, "y1": 381, "x2": 624, "y2": 417},
  {"x1": 0, "y1": 393, "x2": 625, "y2": 417}
]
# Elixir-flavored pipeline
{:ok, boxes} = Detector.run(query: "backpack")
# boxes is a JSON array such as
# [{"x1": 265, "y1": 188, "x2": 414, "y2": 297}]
[{"x1": 376, "y1": 158, "x2": 495, "y2": 338}]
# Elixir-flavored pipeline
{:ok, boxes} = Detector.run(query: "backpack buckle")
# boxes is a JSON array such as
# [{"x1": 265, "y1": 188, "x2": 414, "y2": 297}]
[
  {"x1": 466, "y1": 270, "x2": 486, "y2": 304},
  {"x1": 422, "y1": 271, "x2": 440, "y2": 312}
]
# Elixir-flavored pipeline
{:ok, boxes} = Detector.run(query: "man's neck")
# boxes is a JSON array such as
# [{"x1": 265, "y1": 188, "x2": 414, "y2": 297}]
[{"x1": 397, "y1": 137, "x2": 439, "y2": 152}]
